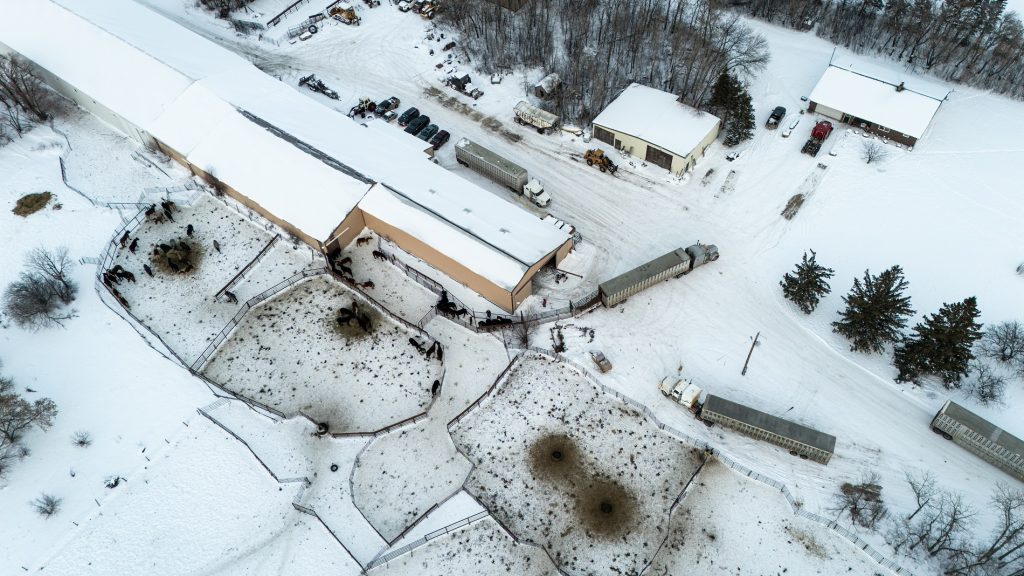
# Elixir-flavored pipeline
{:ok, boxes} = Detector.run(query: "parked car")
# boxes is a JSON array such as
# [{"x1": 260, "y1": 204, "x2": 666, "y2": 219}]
[
  {"x1": 397, "y1": 107, "x2": 419, "y2": 126},
  {"x1": 376, "y1": 96, "x2": 400, "y2": 115},
  {"x1": 382, "y1": 110, "x2": 398, "y2": 123},
  {"x1": 765, "y1": 106, "x2": 786, "y2": 129},
  {"x1": 397, "y1": 1, "x2": 411, "y2": 11},
  {"x1": 404, "y1": 115, "x2": 430, "y2": 135},
  {"x1": 429, "y1": 129, "x2": 450, "y2": 150},
  {"x1": 416, "y1": 123, "x2": 440, "y2": 141}
]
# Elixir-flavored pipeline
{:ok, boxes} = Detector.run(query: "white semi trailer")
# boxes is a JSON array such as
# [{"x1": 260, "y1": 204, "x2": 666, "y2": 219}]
[
  {"x1": 455, "y1": 138, "x2": 550, "y2": 207},
  {"x1": 513, "y1": 101, "x2": 560, "y2": 134}
]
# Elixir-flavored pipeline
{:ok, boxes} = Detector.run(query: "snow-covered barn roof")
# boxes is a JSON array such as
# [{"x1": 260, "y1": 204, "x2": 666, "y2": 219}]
[
  {"x1": 592, "y1": 83, "x2": 720, "y2": 158},
  {"x1": 0, "y1": 0, "x2": 570, "y2": 289},
  {"x1": 808, "y1": 65, "x2": 943, "y2": 139}
]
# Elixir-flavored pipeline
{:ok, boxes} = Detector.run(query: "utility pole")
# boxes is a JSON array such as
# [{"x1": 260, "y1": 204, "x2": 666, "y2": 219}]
[{"x1": 741, "y1": 332, "x2": 760, "y2": 376}]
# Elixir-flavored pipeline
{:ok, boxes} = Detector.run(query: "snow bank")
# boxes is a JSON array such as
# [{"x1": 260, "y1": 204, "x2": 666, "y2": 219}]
[{"x1": 37, "y1": 419, "x2": 358, "y2": 575}]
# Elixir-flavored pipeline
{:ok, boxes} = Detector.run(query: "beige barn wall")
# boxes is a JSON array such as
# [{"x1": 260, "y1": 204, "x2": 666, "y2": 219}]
[
  {"x1": 592, "y1": 122, "x2": 718, "y2": 175},
  {"x1": 324, "y1": 208, "x2": 367, "y2": 254},
  {"x1": 361, "y1": 210, "x2": 518, "y2": 313}
]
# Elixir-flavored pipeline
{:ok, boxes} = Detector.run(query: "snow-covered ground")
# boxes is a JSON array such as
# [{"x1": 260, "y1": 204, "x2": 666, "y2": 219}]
[
  {"x1": 451, "y1": 353, "x2": 704, "y2": 576},
  {"x1": 4, "y1": 1, "x2": 1024, "y2": 574},
  {"x1": 650, "y1": 459, "x2": 884, "y2": 575},
  {"x1": 203, "y1": 274, "x2": 441, "y2": 430},
  {"x1": 351, "y1": 319, "x2": 507, "y2": 542},
  {"x1": 109, "y1": 194, "x2": 315, "y2": 363},
  {"x1": 34, "y1": 417, "x2": 359, "y2": 576}
]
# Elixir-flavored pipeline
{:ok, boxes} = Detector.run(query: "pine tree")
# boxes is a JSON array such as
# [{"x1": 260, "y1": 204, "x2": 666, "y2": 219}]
[
  {"x1": 705, "y1": 72, "x2": 755, "y2": 146},
  {"x1": 893, "y1": 297, "x2": 983, "y2": 385},
  {"x1": 780, "y1": 250, "x2": 835, "y2": 314},
  {"x1": 706, "y1": 72, "x2": 735, "y2": 127},
  {"x1": 725, "y1": 85, "x2": 755, "y2": 146},
  {"x1": 832, "y1": 266, "x2": 914, "y2": 353}
]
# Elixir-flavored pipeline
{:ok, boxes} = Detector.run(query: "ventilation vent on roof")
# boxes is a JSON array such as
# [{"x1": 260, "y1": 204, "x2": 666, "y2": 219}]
[
  {"x1": 499, "y1": 227, "x2": 510, "y2": 234},
  {"x1": 428, "y1": 188, "x2": 438, "y2": 194},
  {"x1": 463, "y1": 208, "x2": 472, "y2": 213}
]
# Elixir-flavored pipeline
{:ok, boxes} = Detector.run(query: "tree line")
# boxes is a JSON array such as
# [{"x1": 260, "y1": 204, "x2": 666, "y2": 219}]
[
  {"x1": 738, "y1": 0, "x2": 1024, "y2": 99},
  {"x1": 437, "y1": 0, "x2": 770, "y2": 124}
]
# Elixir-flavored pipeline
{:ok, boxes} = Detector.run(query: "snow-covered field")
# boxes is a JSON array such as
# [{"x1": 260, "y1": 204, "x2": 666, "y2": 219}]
[
  {"x1": 3, "y1": 0, "x2": 1023, "y2": 574},
  {"x1": 34, "y1": 417, "x2": 359, "y2": 576},
  {"x1": 451, "y1": 353, "x2": 704, "y2": 576},
  {"x1": 650, "y1": 459, "x2": 883, "y2": 575},
  {"x1": 203, "y1": 275, "x2": 441, "y2": 430}
]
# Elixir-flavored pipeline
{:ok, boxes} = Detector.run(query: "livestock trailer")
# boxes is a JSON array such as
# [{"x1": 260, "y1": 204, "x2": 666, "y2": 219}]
[
  {"x1": 931, "y1": 400, "x2": 1024, "y2": 481},
  {"x1": 701, "y1": 394, "x2": 837, "y2": 465},
  {"x1": 455, "y1": 138, "x2": 529, "y2": 192},
  {"x1": 598, "y1": 244, "x2": 719, "y2": 307}
]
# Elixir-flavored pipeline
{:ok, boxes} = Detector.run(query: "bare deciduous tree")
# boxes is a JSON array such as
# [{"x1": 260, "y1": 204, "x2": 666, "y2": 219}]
[
  {"x1": 832, "y1": 471, "x2": 888, "y2": 529},
  {"x1": 978, "y1": 320, "x2": 1024, "y2": 365},
  {"x1": 862, "y1": 141, "x2": 890, "y2": 164},
  {"x1": 2, "y1": 101, "x2": 28, "y2": 136},
  {"x1": 962, "y1": 360, "x2": 1007, "y2": 405},
  {"x1": 3, "y1": 246, "x2": 77, "y2": 329},
  {"x1": 906, "y1": 470, "x2": 937, "y2": 522},
  {"x1": 27, "y1": 246, "x2": 76, "y2": 304},
  {"x1": 0, "y1": 55, "x2": 57, "y2": 121},
  {"x1": 0, "y1": 367, "x2": 57, "y2": 479}
]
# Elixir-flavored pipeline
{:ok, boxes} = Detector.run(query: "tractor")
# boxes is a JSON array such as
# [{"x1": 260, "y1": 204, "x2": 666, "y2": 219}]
[{"x1": 584, "y1": 149, "x2": 618, "y2": 174}]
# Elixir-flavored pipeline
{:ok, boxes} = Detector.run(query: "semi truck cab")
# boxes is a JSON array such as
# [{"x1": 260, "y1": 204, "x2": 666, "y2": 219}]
[{"x1": 523, "y1": 179, "x2": 550, "y2": 207}]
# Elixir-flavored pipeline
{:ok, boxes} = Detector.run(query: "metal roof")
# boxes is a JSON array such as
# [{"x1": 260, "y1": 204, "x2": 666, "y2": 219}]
[
  {"x1": 599, "y1": 249, "x2": 688, "y2": 297},
  {"x1": 704, "y1": 395, "x2": 837, "y2": 454},
  {"x1": 940, "y1": 400, "x2": 1024, "y2": 457}
]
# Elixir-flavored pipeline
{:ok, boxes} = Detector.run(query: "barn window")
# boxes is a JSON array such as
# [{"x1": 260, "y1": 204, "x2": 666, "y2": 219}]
[
  {"x1": 593, "y1": 125, "x2": 615, "y2": 146},
  {"x1": 645, "y1": 146, "x2": 674, "y2": 170}
]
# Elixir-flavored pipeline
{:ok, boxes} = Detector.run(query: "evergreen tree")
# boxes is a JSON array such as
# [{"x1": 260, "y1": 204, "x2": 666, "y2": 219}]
[
  {"x1": 832, "y1": 266, "x2": 914, "y2": 353},
  {"x1": 705, "y1": 72, "x2": 756, "y2": 146},
  {"x1": 725, "y1": 86, "x2": 755, "y2": 146},
  {"x1": 780, "y1": 250, "x2": 835, "y2": 314},
  {"x1": 893, "y1": 297, "x2": 983, "y2": 386},
  {"x1": 706, "y1": 72, "x2": 736, "y2": 126}
]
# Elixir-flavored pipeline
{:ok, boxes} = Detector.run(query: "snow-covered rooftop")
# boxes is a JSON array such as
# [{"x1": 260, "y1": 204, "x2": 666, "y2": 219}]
[
  {"x1": 808, "y1": 65, "x2": 943, "y2": 139},
  {"x1": 0, "y1": 0, "x2": 569, "y2": 288},
  {"x1": 592, "y1": 83, "x2": 720, "y2": 158}
]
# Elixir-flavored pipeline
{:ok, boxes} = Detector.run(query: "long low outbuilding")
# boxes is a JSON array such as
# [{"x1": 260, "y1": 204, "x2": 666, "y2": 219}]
[
  {"x1": 702, "y1": 394, "x2": 837, "y2": 465},
  {"x1": 931, "y1": 400, "x2": 1024, "y2": 481},
  {"x1": 0, "y1": 0, "x2": 572, "y2": 313}
]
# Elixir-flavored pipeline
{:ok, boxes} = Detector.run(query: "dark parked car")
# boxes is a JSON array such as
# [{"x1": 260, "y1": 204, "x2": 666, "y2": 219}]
[
  {"x1": 404, "y1": 115, "x2": 430, "y2": 135},
  {"x1": 397, "y1": 107, "x2": 419, "y2": 126},
  {"x1": 429, "y1": 129, "x2": 450, "y2": 150},
  {"x1": 416, "y1": 123, "x2": 440, "y2": 141},
  {"x1": 765, "y1": 106, "x2": 786, "y2": 129},
  {"x1": 376, "y1": 96, "x2": 400, "y2": 115}
]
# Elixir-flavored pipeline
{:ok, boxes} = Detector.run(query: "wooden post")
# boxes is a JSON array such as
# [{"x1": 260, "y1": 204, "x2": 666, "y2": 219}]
[{"x1": 741, "y1": 332, "x2": 760, "y2": 376}]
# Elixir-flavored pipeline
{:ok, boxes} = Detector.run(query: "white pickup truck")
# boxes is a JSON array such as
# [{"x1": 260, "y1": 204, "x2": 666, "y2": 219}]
[{"x1": 658, "y1": 377, "x2": 702, "y2": 411}]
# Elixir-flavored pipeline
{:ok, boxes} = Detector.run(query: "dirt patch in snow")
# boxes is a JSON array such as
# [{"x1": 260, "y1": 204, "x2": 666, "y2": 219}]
[
  {"x1": 451, "y1": 353, "x2": 703, "y2": 575},
  {"x1": 203, "y1": 275, "x2": 440, "y2": 432}
]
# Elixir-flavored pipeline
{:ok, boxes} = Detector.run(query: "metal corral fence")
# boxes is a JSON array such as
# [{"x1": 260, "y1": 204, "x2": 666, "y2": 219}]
[
  {"x1": 198, "y1": 400, "x2": 365, "y2": 569},
  {"x1": 190, "y1": 267, "x2": 327, "y2": 372},
  {"x1": 377, "y1": 240, "x2": 600, "y2": 333},
  {"x1": 266, "y1": 0, "x2": 311, "y2": 27},
  {"x1": 451, "y1": 348, "x2": 909, "y2": 576},
  {"x1": 365, "y1": 510, "x2": 491, "y2": 569}
]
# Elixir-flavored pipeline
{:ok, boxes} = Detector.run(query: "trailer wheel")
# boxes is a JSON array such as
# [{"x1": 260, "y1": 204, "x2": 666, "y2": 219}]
[
  {"x1": 799, "y1": 454, "x2": 809, "y2": 460},
  {"x1": 942, "y1": 432, "x2": 953, "y2": 440},
  {"x1": 931, "y1": 427, "x2": 944, "y2": 435},
  {"x1": 309, "y1": 24, "x2": 318, "y2": 33}
]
